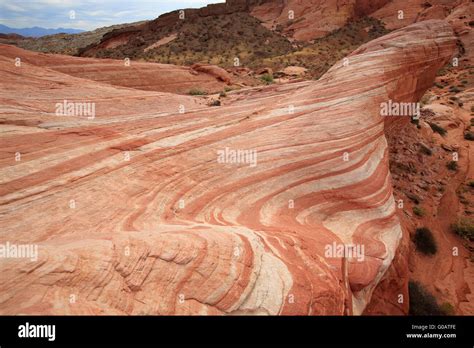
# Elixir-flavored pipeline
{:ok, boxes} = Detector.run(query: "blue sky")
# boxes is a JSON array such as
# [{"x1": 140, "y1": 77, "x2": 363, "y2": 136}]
[{"x1": 0, "y1": 0, "x2": 225, "y2": 30}]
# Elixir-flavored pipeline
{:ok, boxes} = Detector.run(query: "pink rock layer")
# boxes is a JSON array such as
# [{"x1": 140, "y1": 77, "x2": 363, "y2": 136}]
[
  {"x1": 0, "y1": 45, "x2": 231, "y2": 94},
  {"x1": 0, "y1": 20, "x2": 456, "y2": 315}
]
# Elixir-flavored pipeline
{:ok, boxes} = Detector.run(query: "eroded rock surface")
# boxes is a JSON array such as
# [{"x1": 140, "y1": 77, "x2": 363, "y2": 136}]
[
  {"x1": 0, "y1": 44, "x2": 231, "y2": 94},
  {"x1": 0, "y1": 21, "x2": 456, "y2": 315}
]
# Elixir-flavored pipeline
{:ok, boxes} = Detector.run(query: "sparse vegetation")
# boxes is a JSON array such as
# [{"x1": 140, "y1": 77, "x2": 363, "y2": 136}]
[
  {"x1": 405, "y1": 191, "x2": 422, "y2": 204},
  {"x1": 413, "y1": 206, "x2": 425, "y2": 217},
  {"x1": 188, "y1": 88, "x2": 207, "y2": 96},
  {"x1": 451, "y1": 218, "x2": 474, "y2": 241},
  {"x1": 449, "y1": 86, "x2": 461, "y2": 93},
  {"x1": 440, "y1": 302, "x2": 455, "y2": 315},
  {"x1": 260, "y1": 73, "x2": 274, "y2": 85},
  {"x1": 409, "y1": 281, "x2": 445, "y2": 315},
  {"x1": 420, "y1": 93, "x2": 432, "y2": 106},
  {"x1": 139, "y1": 13, "x2": 294, "y2": 68},
  {"x1": 413, "y1": 227, "x2": 437, "y2": 255},
  {"x1": 261, "y1": 17, "x2": 390, "y2": 79},
  {"x1": 418, "y1": 143, "x2": 432, "y2": 156},
  {"x1": 447, "y1": 161, "x2": 458, "y2": 171},
  {"x1": 428, "y1": 122, "x2": 447, "y2": 136},
  {"x1": 464, "y1": 131, "x2": 474, "y2": 140}
]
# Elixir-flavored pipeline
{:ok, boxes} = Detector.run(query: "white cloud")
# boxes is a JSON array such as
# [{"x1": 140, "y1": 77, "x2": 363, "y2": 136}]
[{"x1": 0, "y1": 0, "x2": 226, "y2": 30}]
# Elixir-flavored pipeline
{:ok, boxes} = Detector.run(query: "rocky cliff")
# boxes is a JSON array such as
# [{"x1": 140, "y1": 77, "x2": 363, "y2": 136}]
[{"x1": 0, "y1": 20, "x2": 456, "y2": 315}]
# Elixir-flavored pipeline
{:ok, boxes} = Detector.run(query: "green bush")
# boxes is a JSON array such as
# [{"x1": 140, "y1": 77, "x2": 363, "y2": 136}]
[
  {"x1": 414, "y1": 227, "x2": 437, "y2": 255},
  {"x1": 413, "y1": 206, "x2": 425, "y2": 217},
  {"x1": 260, "y1": 73, "x2": 274, "y2": 85},
  {"x1": 428, "y1": 122, "x2": 447, "y2": 136},
  {"x1": 451, "y1": 218, "x2": 474, "y2": 241},
  {"x1": 464, "y1": 131, "x2": 474, "y2": 140},
  {"x1": 447, "y1": 161, "x2": 458, "y2": 171},
  {"x1": 440, "y1": 302, "x2": 455, "y2": 315},
  {"x1": 418, "y1": 143, "x2": 432, "y2": 156},
  {"x1": 409, "y1": 281, "x2": 445, "y2": 315},
  {"x1": 449, "y1": 86, "x2": 461, "y2": 93},
  {"x1": 405, "y1": 191, "x2": 422, "y2": 204},
  {"x1": 188, "y1": 88, "x2": 208, "y2": 96}
]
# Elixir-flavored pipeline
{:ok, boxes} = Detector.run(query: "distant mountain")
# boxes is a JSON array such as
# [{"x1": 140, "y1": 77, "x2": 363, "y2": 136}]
[
  {"x1": 0, "y1": 24, "x2": 84, "y2": 37},
  {"x1": 8, "y1": 21, "x2": 147, "y2": 56}
]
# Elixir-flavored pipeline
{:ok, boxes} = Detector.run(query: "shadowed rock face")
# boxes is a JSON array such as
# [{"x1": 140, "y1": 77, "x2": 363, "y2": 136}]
[
  {"x1": 249, "y1": 0, "x2": 466, "y2": 41},
  {"x1": 0, "y1": 20, "x2": 456, "y2": 315},
  {"x1": 250, "y1": 0, "x2": 391, "y2": 41}
]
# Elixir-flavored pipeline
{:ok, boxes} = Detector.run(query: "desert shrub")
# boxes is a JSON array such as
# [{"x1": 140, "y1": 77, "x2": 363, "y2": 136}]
[
  {"x1": 464, "y1": 131, "x2": 474, "y2": 140},
  {"x1": 188, "y1": 88, "x2": 207, "y2": 96},
  {"x1": 405, "y1": 191, "x2": 422, "y2": 204},
  {"x1": 409, "y1": 281, "x2": 445, "y2": 315},
  {"x1": 440, "y1": 302, "x2": 455, "y2": 315},
  {"x1": 447, "y1": 161, "x2": 458, "y2": 171},
  {"x1": 209, "y1": 99, "x2": 221, "y2": 107},
  {"x1": 436, "y1": 67, "x2": 448, "y2": 76},
  {"x1": 260, "y1": 73, "x2": 274, "y2": 85},
  {"x1": 468, "y1": 180, "x2": 474, "y2": 188},
  {"x1": 413, "y1": 206, "x2": 425, "y2": 217},
  {"x1": 449, "y1": 86, "x2": 461, "y2": 93},
  {"x1": 451, "y1": 218, "x2": 474, "y2": 241},
  {"x1": 418, "y1": 143, "x2": 432, "y2": 156},
  {"x1": 420, "y1": 94, "x2": 432, "y2": 106},
  {"x1": 414, "y1": 227, "x2": 437, "y2": 255},
  {"x1": 428, "y1": 122, "x2": 447, "y2": 136}
]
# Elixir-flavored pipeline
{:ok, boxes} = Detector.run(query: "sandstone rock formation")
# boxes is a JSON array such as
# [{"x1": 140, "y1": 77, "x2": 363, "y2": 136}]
[
  {"x1": 0, "y1": 20, "x2": 456, "y2": 315},
  {"x1": 250, "y1": 0, "x2": 391, "y2": 41},
  {"x1": 371, "y1": 0, "x2": 468, "y2": 31},
  {"x1": 250, "y1": 0, "x2": 468, "y2": 41},
  {"x1": 0, "y1": 44, "x2": 231, "y2": 94}
]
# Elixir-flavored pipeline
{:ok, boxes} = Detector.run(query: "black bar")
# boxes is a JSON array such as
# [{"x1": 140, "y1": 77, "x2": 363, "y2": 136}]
[{"x1": 0, "y1": 316, "x2": 472, "y2": 346}]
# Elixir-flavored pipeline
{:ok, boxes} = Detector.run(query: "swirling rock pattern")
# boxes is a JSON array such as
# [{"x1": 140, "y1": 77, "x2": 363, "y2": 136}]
[{"x1": 0, "y1": 20, "x2": 456, "y2": 315}]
